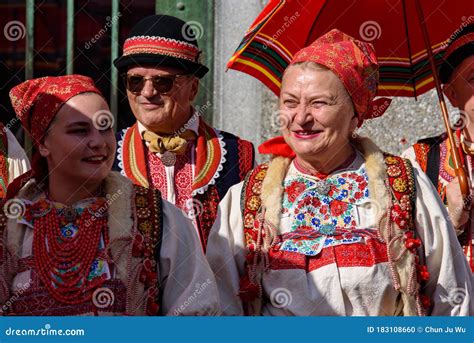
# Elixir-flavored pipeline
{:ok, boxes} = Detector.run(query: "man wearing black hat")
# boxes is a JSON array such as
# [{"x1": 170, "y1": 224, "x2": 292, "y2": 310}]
[
  {"x1": 114, "y1": 15, "x2": 255, "y2": 250},
  {"x1": 403, "y1": 22, "x2": 474, "y2": 272}
]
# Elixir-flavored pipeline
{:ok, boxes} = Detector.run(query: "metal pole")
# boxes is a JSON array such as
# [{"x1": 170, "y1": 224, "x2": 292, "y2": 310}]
[
  {"x1": 414, "y1": 0, "x2": 470, "y2": 200},
  {"x1": 110, "y1": 0, "x2": 119, "y2": 132},
  {"x1": 66, "y1": 0, "x2": 75, "y2": 74}
]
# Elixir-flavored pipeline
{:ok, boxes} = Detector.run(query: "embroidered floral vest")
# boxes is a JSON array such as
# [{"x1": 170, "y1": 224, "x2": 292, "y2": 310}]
[{"x1": 239, "y1": 155, "x2": 430, "y2": 316}]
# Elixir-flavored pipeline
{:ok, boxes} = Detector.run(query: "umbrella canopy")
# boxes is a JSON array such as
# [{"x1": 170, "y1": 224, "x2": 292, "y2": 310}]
[{"x1": 228, "y1": 0, "x2": 472, "y2": 97}]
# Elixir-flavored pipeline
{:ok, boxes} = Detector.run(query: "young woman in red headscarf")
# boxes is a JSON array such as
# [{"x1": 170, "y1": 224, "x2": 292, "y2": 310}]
[{"x1": 0, "y1": 75, "x2": 219, "y2": 316}]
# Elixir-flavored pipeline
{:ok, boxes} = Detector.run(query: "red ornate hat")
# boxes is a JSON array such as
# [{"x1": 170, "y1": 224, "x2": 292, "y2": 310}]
[
  {"x1": 439, "y1": 23, "x2": 474, "y2": 83},
  {"x1": 113, "y1": 14, "x2": 209, "y2": 78},
  {"x1": 9, "y1": 74, "x2": 102, "y2": 144}
]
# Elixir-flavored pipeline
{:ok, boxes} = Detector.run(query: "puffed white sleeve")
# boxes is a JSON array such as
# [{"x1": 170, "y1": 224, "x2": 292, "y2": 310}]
[
  {"x1": 206, "y1": 182, "x2": 246, "y2": 315},
  {"x1": 159, "y1": 200, "x2": 221, "y2": 316},
  {"x1": 6, "y1": 128, "x2": 31, "y2": 182},
  {"x1": 412, "y1": 167, "x2": 473, "y2": 315}
]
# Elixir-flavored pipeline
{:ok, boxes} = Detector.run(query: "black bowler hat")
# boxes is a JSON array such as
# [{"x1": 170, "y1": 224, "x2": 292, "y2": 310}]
[
  {"x1": 439, "y1": 23, "x2": 474, "y2": 83},
  {"x1": 113, "y1": 14, "x2": 209, "y2": 78}
]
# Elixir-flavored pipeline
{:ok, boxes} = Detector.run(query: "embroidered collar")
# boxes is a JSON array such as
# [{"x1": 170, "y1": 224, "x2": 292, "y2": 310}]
[
  {"x1": 118, "y1": 117, "x2": 227, "y2": 195},
  {"x1": 291, "y1": 149, "x2": 362, "y2": 180}
]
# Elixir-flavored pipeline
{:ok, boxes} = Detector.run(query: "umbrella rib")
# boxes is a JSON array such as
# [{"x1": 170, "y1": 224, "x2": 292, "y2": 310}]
[
  {"x1": 304, "y1": 0, "x2": 332, "y2": 46},
  {"x1": 402, "y1": 0, "x2": 417, "y2": 99}
]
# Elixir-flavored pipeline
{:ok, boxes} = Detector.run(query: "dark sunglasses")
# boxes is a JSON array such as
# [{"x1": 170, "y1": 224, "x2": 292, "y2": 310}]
[{"x1": 123, "y1": 73, "x2": 189, "y2": 94}]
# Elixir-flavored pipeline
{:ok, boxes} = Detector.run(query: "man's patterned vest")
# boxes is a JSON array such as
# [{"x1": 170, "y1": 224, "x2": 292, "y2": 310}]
[{"x1": 114, "y1": 120, "x2": 255, "y2": 249}]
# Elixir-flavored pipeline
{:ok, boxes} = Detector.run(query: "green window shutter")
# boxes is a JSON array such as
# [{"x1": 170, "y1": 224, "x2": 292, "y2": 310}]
[{"x1": 155, "y1": 1, "x2": 214, "y2": 124}]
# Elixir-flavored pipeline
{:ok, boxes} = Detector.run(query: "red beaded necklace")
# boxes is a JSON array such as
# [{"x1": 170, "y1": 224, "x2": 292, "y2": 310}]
[{"x1": 32, "y1": 198, "x2": 109, "y2": 304}]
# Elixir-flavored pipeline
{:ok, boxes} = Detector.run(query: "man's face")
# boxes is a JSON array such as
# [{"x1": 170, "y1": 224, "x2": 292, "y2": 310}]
[
  {"x1": 444, "y1": 55, "x2": 474, "y2": 124},
  {"x1": 126, "y1": 65, "x2": 199, "y2": 134}
]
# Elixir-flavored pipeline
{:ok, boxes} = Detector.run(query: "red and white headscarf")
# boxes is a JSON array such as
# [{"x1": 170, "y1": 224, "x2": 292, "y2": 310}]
[
  {"x1": 5, "y1": 75, "x2": 103, "y2": 198},
  {"x1": 260, "y1": 29, "x2": 391, "y2": 157},
  {"x1": 9, "y1": 75, "x2": 102, "y2": 145}
]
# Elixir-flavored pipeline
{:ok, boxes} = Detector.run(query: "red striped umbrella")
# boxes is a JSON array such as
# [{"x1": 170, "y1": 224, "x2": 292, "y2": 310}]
[
  {"x1": 228, "y1": 0, "x2": 471, "y2": 97},
  {"x1": 228, "y1": 0, "x2": 473, "y2": 196}
]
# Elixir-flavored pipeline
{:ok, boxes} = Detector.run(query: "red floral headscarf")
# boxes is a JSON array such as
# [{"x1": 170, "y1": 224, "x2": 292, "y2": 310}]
[
  {"x1": 9, "y1": 75, "x2": 102, "y2": 145},
  {"x1": 260, "y1": 29, "x2": 390, "y2": 157}
]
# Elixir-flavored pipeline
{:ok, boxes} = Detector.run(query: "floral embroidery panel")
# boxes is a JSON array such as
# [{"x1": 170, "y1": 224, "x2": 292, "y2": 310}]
[{"x1": 281, "y1": 165, "x2": 371, "y2": 256}]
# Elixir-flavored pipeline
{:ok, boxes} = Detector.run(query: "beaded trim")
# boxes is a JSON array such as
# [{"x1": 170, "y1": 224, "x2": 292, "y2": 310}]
[
  {"x1": 131, "y1": 185, "x2": 163, "y2": 315},
  {"x1": 413, "y1": 142, "x2": 430, "y2": 177},
  {"x1": 0, "y1": 124, "x2": 8, "y2": 198},
  {"x1": 124, "y1": 36, "x2": 201, "y2": 62},
  {"x1": 383, "y1": 155, "x2": 430, "y2": 314}
]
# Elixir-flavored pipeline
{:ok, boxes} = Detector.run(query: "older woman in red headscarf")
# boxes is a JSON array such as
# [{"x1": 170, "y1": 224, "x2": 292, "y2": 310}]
[
  {"x1": 206, "y1": 29, "x2": 472, "y2": 316},
  {"x1": 0, "y1": 75, "x2": 219, "y2": 316}
]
